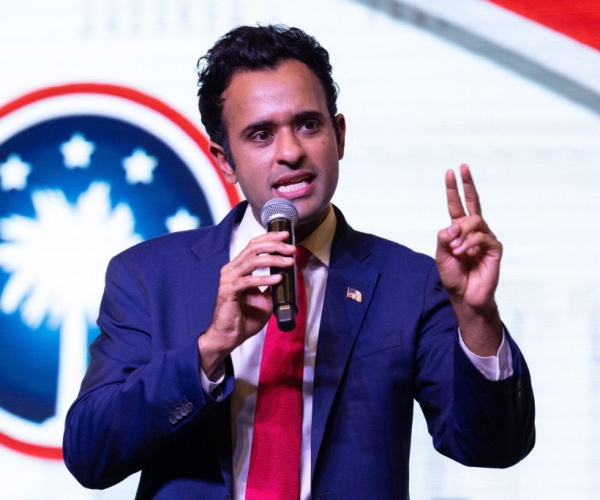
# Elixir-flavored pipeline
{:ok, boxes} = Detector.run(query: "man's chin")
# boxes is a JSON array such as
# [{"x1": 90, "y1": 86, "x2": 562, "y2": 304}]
[{"x1": 295, "y1": 203, "x2": 331, "y2": 229}]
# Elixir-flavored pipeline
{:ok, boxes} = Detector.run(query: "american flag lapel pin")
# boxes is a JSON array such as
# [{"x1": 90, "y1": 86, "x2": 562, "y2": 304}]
[{"x1": 346, "y1": 287, "x2": 362, "y2": 303}]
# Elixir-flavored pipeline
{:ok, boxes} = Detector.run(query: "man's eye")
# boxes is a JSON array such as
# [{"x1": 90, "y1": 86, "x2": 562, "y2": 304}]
[
  {"x1": 304, "y1": 121, "x2": 318, "y2": 130},
  {"x1": 251, "y1": 131, "x2": 271, "y2": 142}
]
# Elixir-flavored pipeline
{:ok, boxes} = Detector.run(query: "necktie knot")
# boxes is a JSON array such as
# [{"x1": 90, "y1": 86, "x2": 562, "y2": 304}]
[{"x1": 295, "y1": 245, "x2": 311, "y2": 271}]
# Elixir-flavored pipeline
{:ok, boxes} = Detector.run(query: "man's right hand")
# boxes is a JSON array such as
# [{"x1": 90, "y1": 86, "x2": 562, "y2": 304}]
[{"x1": 197, "y1": 230, "x2": 296, "y2": 379}]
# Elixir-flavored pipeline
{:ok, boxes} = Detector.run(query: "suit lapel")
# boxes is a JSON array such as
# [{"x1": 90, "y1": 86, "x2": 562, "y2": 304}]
[{"x1": 311, "y1": 209, "x2": 380, "y2": 476}]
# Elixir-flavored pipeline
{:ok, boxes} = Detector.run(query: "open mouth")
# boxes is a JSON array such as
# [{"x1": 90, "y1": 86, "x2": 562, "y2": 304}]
[
  {"x1": 274, "y1": 175, "x2": 314, "y2": 195},
  {"x1": 276, "y1": 179, "x2": 309, "y2": 194}
]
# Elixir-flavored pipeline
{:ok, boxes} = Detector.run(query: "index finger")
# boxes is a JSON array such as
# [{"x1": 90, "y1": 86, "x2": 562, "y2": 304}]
[{"x1": 245, "y1": 231, "x2": 296, "y2": 257}]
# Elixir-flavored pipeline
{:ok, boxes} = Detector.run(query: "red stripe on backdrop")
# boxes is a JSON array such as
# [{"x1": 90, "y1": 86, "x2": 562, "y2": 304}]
[
  {"x1": 0, "y1": 431, "x2": 62, "y2": 460},
  {"x1": 488, "y1": 0, "x2": 600, "y2": 51}
]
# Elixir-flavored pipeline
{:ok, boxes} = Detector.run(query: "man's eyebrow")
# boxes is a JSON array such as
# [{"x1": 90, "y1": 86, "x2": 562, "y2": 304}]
[
  {"x1": 295, "y1": 110, "x2": 325, "y2": 124},
  {"x1": 239, "y1": 119, "x2": 274, "y2": 138},
  {"x1": 239, "y1": 110, "x2": 326, "y2": 138}
]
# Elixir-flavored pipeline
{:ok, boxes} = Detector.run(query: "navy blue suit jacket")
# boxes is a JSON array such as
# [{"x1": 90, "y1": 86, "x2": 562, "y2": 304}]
[{"x1": 64, "y1": 202, "x2": 535, "y2": 499}]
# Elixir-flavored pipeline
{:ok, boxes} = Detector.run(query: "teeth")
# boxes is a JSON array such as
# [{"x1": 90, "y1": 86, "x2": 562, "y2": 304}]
[{"x1": 276, "y1": 180, "x2": 308, "y2": 193}]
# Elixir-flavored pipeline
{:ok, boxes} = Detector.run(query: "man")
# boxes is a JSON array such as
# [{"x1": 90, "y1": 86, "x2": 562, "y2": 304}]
[{"x1": 63, "y1": 25, "x2": 535, "y2": 499}]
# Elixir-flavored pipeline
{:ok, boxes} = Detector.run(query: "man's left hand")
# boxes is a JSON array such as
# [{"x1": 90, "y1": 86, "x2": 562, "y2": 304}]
[{"x1": 436, "y1": 164, "x2": 503, "y2": 356}]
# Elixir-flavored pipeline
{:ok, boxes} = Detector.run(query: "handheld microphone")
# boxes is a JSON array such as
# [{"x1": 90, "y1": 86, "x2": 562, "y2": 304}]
[{"x1": 260, "y1": 198, "x2": 299, "y2": 332}]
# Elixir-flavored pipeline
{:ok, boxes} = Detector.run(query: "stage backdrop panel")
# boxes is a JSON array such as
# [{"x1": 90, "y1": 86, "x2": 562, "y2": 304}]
[{"x1": 0, "y1": 1, "x2": 598, "y2": 498}]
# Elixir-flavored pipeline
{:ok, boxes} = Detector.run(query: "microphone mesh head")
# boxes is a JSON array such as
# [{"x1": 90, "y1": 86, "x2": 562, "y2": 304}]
[{"x1": 260, "y1": 198, "x2": 298, "y2": 228}]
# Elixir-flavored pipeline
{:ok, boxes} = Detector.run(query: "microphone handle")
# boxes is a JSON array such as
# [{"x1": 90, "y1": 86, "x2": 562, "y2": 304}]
[{"x1": 268, "y1": 217, "x2": 297, "y2": 331}]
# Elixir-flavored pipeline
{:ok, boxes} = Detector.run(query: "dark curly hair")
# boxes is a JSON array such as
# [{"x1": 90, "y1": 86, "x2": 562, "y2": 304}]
[{"x1": 197, "y1": 24, "x2": 340, "y2": 166}]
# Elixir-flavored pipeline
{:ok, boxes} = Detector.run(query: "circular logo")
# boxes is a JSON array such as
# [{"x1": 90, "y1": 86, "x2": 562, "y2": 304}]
[{"x1": 0, "y1": 83, "x2": 240, "y2": 459}]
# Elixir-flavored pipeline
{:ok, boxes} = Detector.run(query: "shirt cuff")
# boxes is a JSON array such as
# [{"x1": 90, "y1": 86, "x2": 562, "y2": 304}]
[
  {"x1": 458, "y1": 329, "x2": 514, "y2": 381},
  {"x1": 200, "y1": 363, "x2": 227, "y2": 401}
]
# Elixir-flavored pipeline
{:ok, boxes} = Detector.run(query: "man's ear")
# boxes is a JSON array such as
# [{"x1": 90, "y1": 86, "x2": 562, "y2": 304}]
[
  {"x1": 335, "y1": 113, "x2": 347, "y2": 160},
  {"x1": 210, "y1": 142, "x2": 237, "y2": 184}
]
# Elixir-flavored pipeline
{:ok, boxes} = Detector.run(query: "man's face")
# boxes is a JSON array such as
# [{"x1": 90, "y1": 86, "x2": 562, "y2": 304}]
[{"x1": 211, "y1": 59, "x2": 346, "y2": 237}]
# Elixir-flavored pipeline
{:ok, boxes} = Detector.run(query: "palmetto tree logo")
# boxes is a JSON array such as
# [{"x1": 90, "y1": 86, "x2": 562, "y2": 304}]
[
  {"x1": 0, "y1": 84, "x2": 239, "y2": 459},
  {"x1": 0, "y1": 182, "x2": 141, "y2": 421}
]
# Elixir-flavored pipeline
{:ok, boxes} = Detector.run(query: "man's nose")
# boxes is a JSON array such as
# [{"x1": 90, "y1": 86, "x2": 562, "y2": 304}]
[{"x1": 276, "y1": 130, "x2": 305, "y2": 167}]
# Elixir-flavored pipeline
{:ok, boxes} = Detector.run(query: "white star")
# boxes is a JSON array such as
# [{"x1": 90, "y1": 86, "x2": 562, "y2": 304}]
[
  {"x1": 165, "y1": 208, "x2": 201, "y2": 233},
  {"x1": 122, "y1": 148, "x2": 158, "y2": 184},
  {"x1": 61, "y1": 133, "x2": 95, "y2": 168},
  {"x1": 0, "y1": 154, "x2": 31, "y2": 191}
]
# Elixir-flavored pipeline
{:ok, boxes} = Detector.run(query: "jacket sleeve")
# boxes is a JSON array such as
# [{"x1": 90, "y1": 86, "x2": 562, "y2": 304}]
[
  {"x1": 62, "y1": 252, "x2": 234, "y2": 489},
  {"x1": 415, "y1": 264, "x2": 536, "y2": 468}
]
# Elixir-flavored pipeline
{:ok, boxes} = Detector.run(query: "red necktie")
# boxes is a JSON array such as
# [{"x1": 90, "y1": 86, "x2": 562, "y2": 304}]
[{"x1": 246, "y1": 246, "x2": 311, "y2": 500}]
